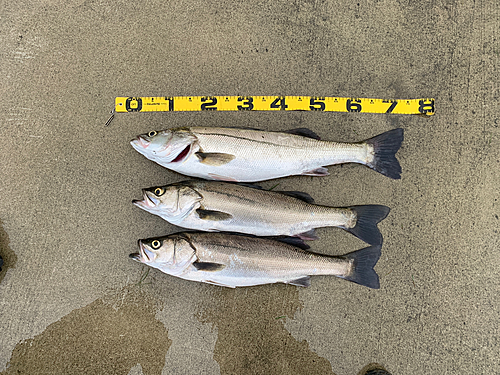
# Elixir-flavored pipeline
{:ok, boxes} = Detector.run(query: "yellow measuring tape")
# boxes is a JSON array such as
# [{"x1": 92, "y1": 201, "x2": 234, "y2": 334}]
[{"x1": 114, "y1": 96, "x2": 435, "y2": 115}]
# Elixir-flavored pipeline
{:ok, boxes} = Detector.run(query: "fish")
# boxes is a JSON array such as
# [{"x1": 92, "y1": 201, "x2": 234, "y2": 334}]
[
  {"x1": 130, "y1": 127, "x2": 404, "y2": 182},
  {"x1": 133, "y1": 180, "x2": 390, "y2": 245},
  {"x1": 129, "y1": 232, "x2": 381, "y2": 289}
]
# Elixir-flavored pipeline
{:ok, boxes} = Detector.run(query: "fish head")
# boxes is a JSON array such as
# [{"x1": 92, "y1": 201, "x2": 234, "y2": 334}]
[
  {"x1": 130, "y1": 128, "x2": 198, "y2": 164},
  {"x1": 133, "y1": 185, "x2": 202, "y2": 221},
  {"x1": 130, "y1": 234, "x2": 197, "y2": 276}
]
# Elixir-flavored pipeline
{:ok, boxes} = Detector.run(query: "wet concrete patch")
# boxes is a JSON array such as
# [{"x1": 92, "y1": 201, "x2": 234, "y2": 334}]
[
  {"x1": 2, "y1": 287, "x2": 171, "y2": 375},
  {"x1": 197, "y1": 285, "x2": 335, "y2": 375},
  {"x1": 0, "y1": 219, "x2": 17, "y2": 285}
]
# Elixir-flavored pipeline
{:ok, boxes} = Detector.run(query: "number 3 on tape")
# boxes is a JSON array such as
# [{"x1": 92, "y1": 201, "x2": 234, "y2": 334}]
[{"x1": 115, "y1": 96, "x2": 435, "y2": 115}]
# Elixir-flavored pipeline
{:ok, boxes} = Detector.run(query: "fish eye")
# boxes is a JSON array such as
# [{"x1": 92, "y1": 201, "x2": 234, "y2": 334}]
[
  {"x1": 151, "y1": 240, "x2": 162, "y2": 249},
  {"x1": 154, "y1": 187, "x2": 164, "y2": 196},
  {"x1": 148, "y1": 131, "x2": 157, "y2": 137}
]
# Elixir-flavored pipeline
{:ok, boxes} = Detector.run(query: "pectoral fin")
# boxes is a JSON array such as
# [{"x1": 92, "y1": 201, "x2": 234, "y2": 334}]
[
  {"x1": 196, "y1": 152, "x2": 235, "y2": 166},
  {"x1": 196, "y1": 209, "x2": 233, "y2": 221},
  {"x1": 193, "y1": 262, "x2": 226, "y2": 272}
]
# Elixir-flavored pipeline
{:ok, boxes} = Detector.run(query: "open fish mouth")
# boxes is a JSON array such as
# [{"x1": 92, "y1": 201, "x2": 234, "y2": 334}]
[
  {"x1": 129, "y1": 240, "x2": 150, "y2": 262},
  {"x1": 130, "y1": 136, "x2": 150, "y2": 150},
  {"x1": 129, "y1": 252, "x2": 141, "y2": 261},
  {"x1": 132, "y1": 190, "x2": 159, "y2": 210}
]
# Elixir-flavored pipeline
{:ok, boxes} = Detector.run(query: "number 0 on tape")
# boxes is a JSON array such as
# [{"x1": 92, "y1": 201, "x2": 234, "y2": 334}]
[{"x1": 115, "y1": 96, "x2": 435, "y2": 115}]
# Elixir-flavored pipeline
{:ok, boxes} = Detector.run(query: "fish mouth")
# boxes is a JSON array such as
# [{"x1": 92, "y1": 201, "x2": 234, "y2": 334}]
[
  {"x1": 170, "y1": 144, "x2": 191, "y2": 163},
  {"x1": 139, "y1": 240, "x2": 151, "y2": 261},
  {"x1": 130, "y1": 240, "x2": 150, "y2": 262},
  {"x1": 130, "y1": 136, "x2": 150, "y2": 150},
  {"x1": 129, "y1": 252, "x2": 141, "y2": 261},
  {"x1": 132, "y1": 190, "x2": 159, "y2": 210}
]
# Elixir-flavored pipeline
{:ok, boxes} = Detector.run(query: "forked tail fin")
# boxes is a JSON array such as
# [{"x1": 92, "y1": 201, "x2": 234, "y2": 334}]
[
  {"x1": 365, "y1": 128, "x2": 404, "y2": 179},
  {"x1": 345, "y1": 205, "x2": 390, "y2": 245},
  {"x1": 340, "y1": 244, "x2": 381, "y2": 289}
]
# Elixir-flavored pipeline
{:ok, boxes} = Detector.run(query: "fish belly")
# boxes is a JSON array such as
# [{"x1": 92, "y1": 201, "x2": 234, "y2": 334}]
[{"x1": 179, "y1": 267, "x2": 310, "y2": 288}]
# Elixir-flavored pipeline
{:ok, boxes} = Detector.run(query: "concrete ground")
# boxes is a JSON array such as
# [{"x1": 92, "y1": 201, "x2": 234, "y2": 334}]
[{"x1": 1, "y1": 0, "x2": 498, "y2": 374}]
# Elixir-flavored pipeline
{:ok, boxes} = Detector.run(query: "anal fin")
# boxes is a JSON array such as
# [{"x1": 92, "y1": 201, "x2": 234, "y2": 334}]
[
  {"x1": 207, "y1": 173, "x2": 238, "y2": 182},
  {"x1": 295, "y1": 229, "x2": 318, "y2": 241},
  {"x1": 301, "y1": 167, "x2": 329, "y2": 176},
  {"x1": 287, "y1": 276, "x2": 311, "y2": 287}
]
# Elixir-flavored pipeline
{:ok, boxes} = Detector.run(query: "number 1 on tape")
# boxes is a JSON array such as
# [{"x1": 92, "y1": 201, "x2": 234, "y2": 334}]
[{"x1": 115, "y1": 96, "x2": 435, "y2": 115}]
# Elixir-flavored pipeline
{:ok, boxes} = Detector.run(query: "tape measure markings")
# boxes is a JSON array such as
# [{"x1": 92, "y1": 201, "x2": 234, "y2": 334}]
[{"x1": 115, "y1": 96, "x2": 435, "y2": 115}]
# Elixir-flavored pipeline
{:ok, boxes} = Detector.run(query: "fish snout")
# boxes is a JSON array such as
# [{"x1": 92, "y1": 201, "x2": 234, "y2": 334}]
[
  {"x1": 129, "y1": 252, "x2": 141, "y2": 261},
  {"x1": 130, "y1": 240, "x2": 151, "y2": 263},
  {"x1": 131, "y1": 136, "x2": 150, "y2": 149},
  {"x1": 132, "y1": 190, "x2": 158, "y2": 210},
  {"x1": 131, "y1": 199, "x2": 145, "y2": 209}
]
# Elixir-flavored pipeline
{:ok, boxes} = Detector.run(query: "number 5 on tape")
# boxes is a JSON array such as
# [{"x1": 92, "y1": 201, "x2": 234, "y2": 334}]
[{"x1": 115, "y1": 96, "x2": 435, "y2": 115}]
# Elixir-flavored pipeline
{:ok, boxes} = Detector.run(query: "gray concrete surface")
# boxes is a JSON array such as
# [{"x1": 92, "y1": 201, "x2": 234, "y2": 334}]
[{"x1": 0, "y1": 0, "x2": 498, "y2": 374}]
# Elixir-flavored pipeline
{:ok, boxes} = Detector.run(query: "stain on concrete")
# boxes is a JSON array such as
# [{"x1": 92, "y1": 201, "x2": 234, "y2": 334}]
[
  {"x1": 197, "y1": 285, "x2": 335, "y2": 375},
  {"x1": 0, "y1": 219, "x2": 17, "y2": 284},
  {"x1": 2, "y1": 287, "x2": 171, "y2": 375}
]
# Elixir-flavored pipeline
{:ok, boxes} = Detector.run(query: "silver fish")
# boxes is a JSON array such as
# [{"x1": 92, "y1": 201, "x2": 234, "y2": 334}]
[
  {"x1": 130, "y1": 127, "x2": 404, "y2": 182},
  {"x1": 129, "y1": 232, "x2": 381, "y2": 289},
  {"x1": 133, "y1": 180, "x2": 390, "y2": 245}
]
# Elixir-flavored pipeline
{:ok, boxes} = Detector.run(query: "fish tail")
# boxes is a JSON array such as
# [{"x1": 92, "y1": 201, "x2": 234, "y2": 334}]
[
  {"x1": 345, "y1": 205, "x2": 390, "y2": 245},
  {"x1": 340, "y1": 244, "x2": 381, "y2": 289},
  {"x1": 364, "y1": 128, "x2": 404, "y2": 179}
]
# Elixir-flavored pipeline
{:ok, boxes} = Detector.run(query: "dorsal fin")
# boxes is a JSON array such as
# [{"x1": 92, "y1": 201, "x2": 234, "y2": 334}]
[
  {"x1": 222, "y1": 232, "x2": 311, "y2": 250},
  {"x1": 283, "y1": 128, "x2": 321, "y2": 140},
  {"x1": 223, "y1": 126, "x2": 262, "y2": 131},
  {"x1": 278, "y1": 191, "x2": 315, "y2": 204}
]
